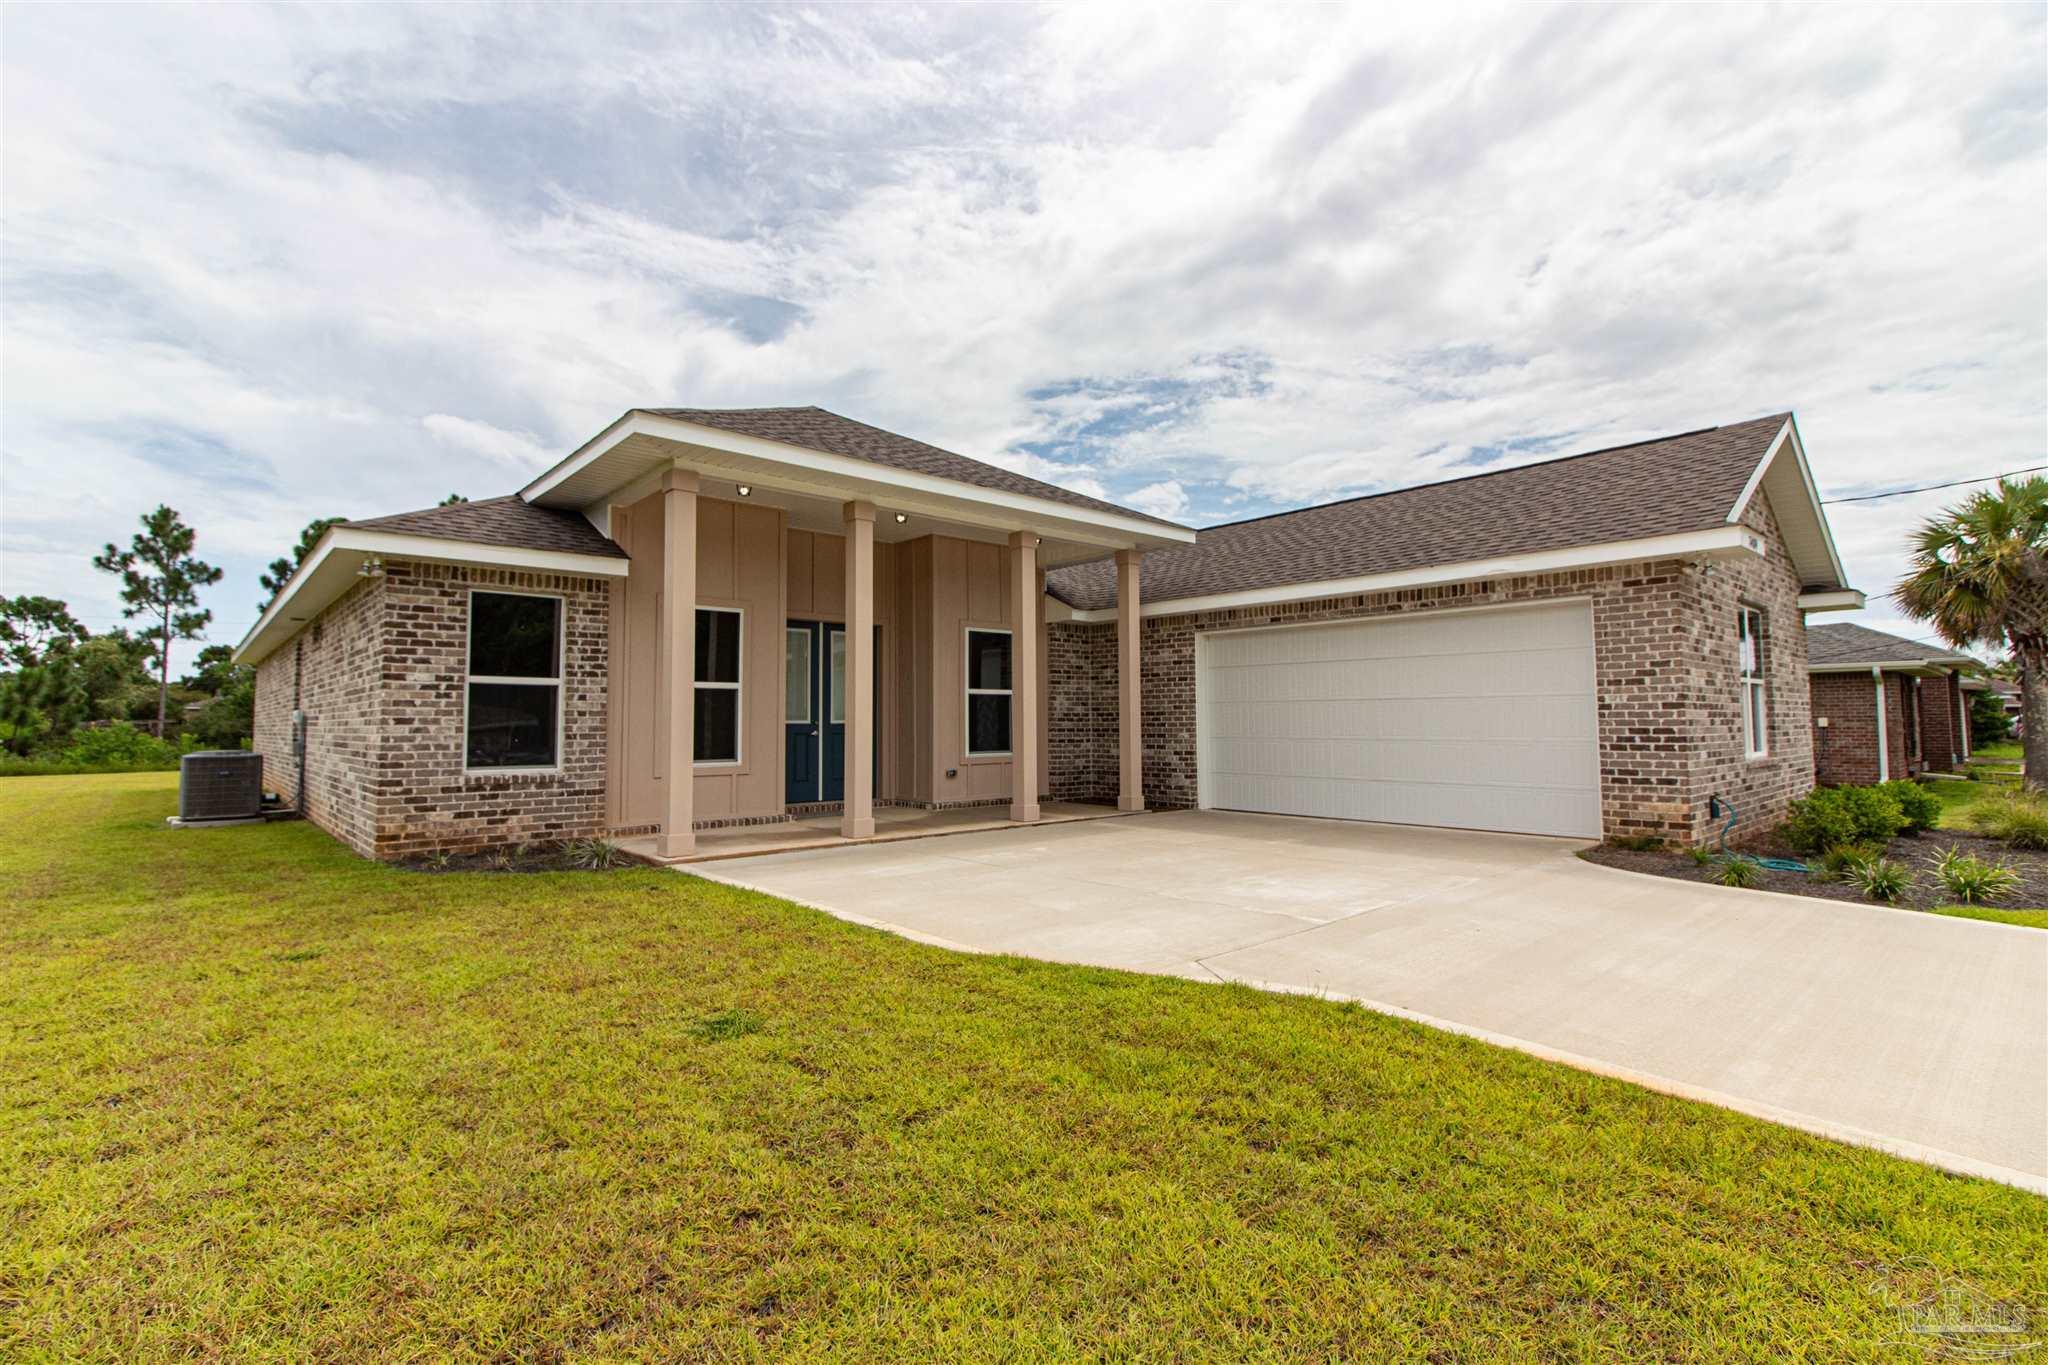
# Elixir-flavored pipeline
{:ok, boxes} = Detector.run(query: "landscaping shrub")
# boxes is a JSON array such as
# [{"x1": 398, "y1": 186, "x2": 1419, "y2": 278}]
[
  {"x1": 1782, "y1": 790, "x2": 1861, "y2": 855},
  {"x1": 1836, "y1": 785, "x2": 1907, "y2": 843},
  {"x1": 0, "y1": 722, "x2": 195, "y2": 776},
  {"x1": 1684, "y1": 845, "x2": 1715, "y2": 866},
  {"x1": 1876, "y1": 780, "x2": 1942, "y2": 835},
  {"x1": 1968, "y1": 790, "x2": 2048, "y2": 851},
  {"x1": 1933, "y1": 847, "x2": 2021, "y2": 905},
  {"x1": 1849, "y1": 856, "x2": 1913, "y2": 904},
  {"x1": 561, "y1": 837, "x2": 625, "y2": 870}
]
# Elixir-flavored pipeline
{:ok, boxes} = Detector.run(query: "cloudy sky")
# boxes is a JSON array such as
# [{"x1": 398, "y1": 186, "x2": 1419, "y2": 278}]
[{"x1": 2, "y1": 3, "x2": 2043, "y2": 667}]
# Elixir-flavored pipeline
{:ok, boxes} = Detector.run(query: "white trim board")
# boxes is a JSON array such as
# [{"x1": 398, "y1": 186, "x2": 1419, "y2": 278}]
[{"x1": 1054, "y1": 525, "x2": 1765, "y2": 622}]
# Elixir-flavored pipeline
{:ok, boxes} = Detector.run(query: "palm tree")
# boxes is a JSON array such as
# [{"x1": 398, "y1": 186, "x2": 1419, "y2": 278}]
[{"x1": 1895, "y1": 476, "x2": 2048, "y2": 787}]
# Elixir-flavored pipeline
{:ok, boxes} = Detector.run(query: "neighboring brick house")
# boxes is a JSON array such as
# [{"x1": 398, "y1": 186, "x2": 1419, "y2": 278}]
[
  {"x1": 1806, "y1": 623, "x2": 1976, "y2": 785},
  {"x1": 239, "y1": 407, "x2": 1858, "y2": 857}
]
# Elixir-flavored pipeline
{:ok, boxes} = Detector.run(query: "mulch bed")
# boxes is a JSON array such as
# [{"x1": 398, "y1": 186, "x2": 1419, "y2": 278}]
[
  {"x1": 397, "y1": 846, "x2": 630, "y2": 875},
  {"x1": 1581, "y1": 830, "x2": 2048, "y2": 911}
]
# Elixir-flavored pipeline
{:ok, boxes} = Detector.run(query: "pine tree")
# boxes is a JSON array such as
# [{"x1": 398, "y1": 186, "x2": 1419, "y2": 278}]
[{"x1": 92, "y1": 506, "x2": 223, "y2": 736}]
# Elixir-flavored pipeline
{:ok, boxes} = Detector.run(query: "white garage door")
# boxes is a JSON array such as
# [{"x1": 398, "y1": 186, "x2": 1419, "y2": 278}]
[{"x1": 1197, "y1": 601, "x2": 1600, "y2": 838}]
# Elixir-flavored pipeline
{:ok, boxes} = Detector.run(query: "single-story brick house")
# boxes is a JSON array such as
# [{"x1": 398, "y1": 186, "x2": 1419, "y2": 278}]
[
  {"x1": 1806, "y1": 623, "x2": 1976, "y2": 784},
  {"x1": 236, "y1": 407, "x2": 1859, "y2": 857}
]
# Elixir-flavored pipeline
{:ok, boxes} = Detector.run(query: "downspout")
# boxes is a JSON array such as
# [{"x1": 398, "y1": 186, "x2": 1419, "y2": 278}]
[
  {"x1": 1872, "y1": 665, "x2": 1889, "y2": 782},
  {"x1": 1958, "y1": 677, "x2": 1971, "y2": 762}
]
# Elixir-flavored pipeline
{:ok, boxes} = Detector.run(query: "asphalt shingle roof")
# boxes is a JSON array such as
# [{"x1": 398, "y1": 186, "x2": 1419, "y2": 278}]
[
  {"x1": 644, "y1": 406, "x2": 1187, "y2": 528},
  {"x1": 1045, "y1": 414, "x2": 1795, "y2": 611},
  {"x1": 348, "y1": 495, "x2": 627, "y2": 558},
  {"x1": 1806, "y1": 623, "x2": 1970, "y2": 668}
]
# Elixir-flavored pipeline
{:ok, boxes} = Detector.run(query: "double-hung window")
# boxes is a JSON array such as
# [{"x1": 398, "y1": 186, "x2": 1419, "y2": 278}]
[
  {"x1": 965, "y1": 628, "x2": 1013, "y2": 756},
  {"x1": 467, "y1": 591, "x2": 562, "y2": 770},
  {"x1": 1738, "y1": 607, "x2": 1768, "y2": 759},
  {"x1": 695, "y1": 607, "x2": 742, "y2": 764}
]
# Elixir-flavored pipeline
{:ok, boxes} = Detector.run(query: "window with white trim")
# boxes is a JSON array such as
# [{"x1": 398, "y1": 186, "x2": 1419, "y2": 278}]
[
  {"x1": 965, "y1": 628, "x2": 1012, "y2": 756},
  {"x1": 466, "y1": 591, "x2": 561, "y2": 769},
  {"x1": 1739, "y1": 606, "x2": 1768, "y2": 758},
  {"x1": 695, "y1": 607, "x2": 742, "y2": 764}
]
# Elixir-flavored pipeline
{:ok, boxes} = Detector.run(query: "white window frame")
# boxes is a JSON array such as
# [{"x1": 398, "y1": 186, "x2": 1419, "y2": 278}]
[
  {"x1": 463, "y1": 587, "x2": 565, "y2": 774},
  {"x1": 1739, "y1": 606, "x2": 1768, "y2": 760},
  {"x1": 695, "y1": 605, "x2": 744, "y2": 767},
  {"x1": 963, "y1": 626, "x2": 1014, "y2": 758}
]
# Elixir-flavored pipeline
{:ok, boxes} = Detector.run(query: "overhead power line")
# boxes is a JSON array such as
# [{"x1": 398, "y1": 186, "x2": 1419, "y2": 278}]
[{"x1": 1823, "y1": 465, "x2": 2048, "y2": 505}]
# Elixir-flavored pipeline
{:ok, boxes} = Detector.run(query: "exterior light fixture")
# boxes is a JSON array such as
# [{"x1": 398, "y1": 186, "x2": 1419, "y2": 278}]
[
  {"x1": 894, "y1": 512, "x2": 908, "y2": 524},
  {"x1": 737, "y1": 484, "x2": 752, "y2": 497},
  {"x1": 356, "y1": 557, "x2": 386, "y2": 579}
]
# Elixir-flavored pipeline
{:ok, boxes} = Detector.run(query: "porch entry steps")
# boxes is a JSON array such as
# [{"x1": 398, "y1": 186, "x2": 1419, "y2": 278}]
[{"x1": 616, "y1": 801, "x2": 1132, "y2": 866}]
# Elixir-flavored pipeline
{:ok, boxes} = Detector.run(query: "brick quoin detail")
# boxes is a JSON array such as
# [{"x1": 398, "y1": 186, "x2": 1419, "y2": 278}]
[
  {"x1": 1046, "y1": 492, "x2": 1816, "y2": 846},
  {"x1": 256, "y1": 559, "x2": 611, "y2": 858}
]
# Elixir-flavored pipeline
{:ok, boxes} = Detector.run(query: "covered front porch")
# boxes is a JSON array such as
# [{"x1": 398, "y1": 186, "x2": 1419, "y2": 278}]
[
  {"x1": 615, "y1": 799, "x2": 1131, "y2": 864},
  {"x1": 521, "y1": 409, "x2": 1192, "y2": 857}
]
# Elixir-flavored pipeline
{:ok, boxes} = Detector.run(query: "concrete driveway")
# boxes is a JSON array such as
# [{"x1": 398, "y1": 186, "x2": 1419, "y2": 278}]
[{"x1": 691, "y1": 809, "x2": 2048, "y2": 1190}]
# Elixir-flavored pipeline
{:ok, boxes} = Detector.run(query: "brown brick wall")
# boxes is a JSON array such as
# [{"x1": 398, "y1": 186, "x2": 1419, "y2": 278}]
[
  {"x1": 1921, "y1": 671, "x2": 1963, "y2": 772},
  {"x1": 1049, "y1": 491, "x2": 1816, "y2": 846},
  {"x1": 1047, "y1": 620, "x2": 1119, "y2": 804},
  {"x1": 253, "y1": 577, "x2": 383, "y2": 854},
  {"x1": 253, "y1": 559, "x2": 612, "y2": 859},
  {"x1": 1810, "y1": 671, "x2": 1886, "y2": 785}
]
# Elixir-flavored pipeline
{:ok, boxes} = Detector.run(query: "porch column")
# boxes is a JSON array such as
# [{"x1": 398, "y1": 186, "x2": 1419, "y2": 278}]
[
  {"x1": 1116, "y1": 549, "x2": 1144, "y2": 812},
  {"x1": 657, "y1": 468, "x2": 698, "y2": 858},
  {"x1": 1010, "y1": 530, "x2": 1041, "y2": 823},
  {"x1": 842, "y1": 500, "x2": 876, "y2": 839}
]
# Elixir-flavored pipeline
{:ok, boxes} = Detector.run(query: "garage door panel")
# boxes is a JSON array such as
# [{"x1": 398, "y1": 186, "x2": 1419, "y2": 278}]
[
  {"x1": 1198, "y1": 603, "x2": 1600, "y2": 838},
  {"x1": 1210, "y1": 694, "x2": 1596, "y2": 744},
  {"x1": 1206, "y1": 646, "x2": 1592, "y2": 705}
]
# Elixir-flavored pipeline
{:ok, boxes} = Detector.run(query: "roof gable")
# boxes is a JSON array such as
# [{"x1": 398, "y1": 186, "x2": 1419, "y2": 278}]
[
  {"x1": 1047, "y1": 414, "x2": 1817, "y2": 611},
  {"x1": 349, "y1": 495, "x2": 626, "y2": 558},
  {"x1": 1807, "y1": 622, "x2": 1971, "y2": 669}
]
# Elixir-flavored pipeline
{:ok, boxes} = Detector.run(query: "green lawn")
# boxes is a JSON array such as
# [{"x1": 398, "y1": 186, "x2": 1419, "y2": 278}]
[{"x1": 4, "y1": 776, "x2": 2043, "y2": 1360}]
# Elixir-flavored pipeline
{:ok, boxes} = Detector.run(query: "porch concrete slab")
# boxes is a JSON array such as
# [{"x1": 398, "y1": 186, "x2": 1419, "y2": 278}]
[
  {"x1": 617, "y1": 801, "x2": 1123, "y2": 864},
  {"x1": 691, "y1": 809, "x2": 2048, "y2": 1190}
]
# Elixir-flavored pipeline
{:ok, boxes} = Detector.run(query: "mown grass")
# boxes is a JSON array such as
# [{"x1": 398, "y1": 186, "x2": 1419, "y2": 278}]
[{"x1": 3, "y1": 775, "x2": 2043, "y2": 1360}]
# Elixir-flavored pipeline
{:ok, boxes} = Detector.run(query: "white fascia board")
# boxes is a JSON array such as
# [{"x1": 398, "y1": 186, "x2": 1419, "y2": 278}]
[
  {"x1": 1796, "y1": 589, "x2": 1866, "y2": 612},
  {"x1": 234, "y1": 527, "x2": 628, "y2": 665},
  {"x1": 1810, "y1": 661, "x2": 1968, "y2": 675},
  {"x1": 525, "y1": 409, "x2": 1195, "y2": 548},
  {"x1": 1054, "y1": 525, "x2": 1757, "y2": 622},
  {"x1": 1728, "y1": 416, "x2": 1851, "y2": 589}
]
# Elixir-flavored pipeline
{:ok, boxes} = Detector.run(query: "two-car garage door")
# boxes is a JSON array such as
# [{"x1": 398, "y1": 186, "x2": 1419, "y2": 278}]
[{"x1": 1197, "y1": 601, "x2": 1601, "y2": 838}]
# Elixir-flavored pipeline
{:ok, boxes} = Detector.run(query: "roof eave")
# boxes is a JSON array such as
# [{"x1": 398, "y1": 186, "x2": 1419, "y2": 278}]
[
  {"x1": 1727, "y1": 414, "x2": 1852, "y2": 591},
  {"x1": 233, "y1": 526, "x2": 629, "y2": 666},
  {"x1": 521, "y1": 409, "x2": 1194, "y2": 550}
]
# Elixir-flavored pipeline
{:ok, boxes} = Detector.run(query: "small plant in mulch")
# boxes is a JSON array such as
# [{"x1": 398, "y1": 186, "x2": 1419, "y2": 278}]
[
  {"x1": 1968, "y1": 789, "x2": 2048, "y2": 851},
  {"x1": 560, "y1": 837, "x2": 625, "y2": 870},
  {"x1": 1848, "y1": 856, "x2": 1913, "y2": 904},
  {"x1": 1714, "y1": 856, "x2": 1760, "y2": 889},
  {"x1": 1933, "y1": 846, "x2": 2021, "y2": 904}
]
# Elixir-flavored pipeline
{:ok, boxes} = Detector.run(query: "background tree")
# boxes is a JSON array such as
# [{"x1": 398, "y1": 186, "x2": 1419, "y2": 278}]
[
  {"x1": 92, "y1": 505, "x2": 223, "y2": 736},
  {"x1": 73, "y1": 631, "x2": 157, "y2": 722},
  {"x1": 183, "y1": 643, "x2": 242, "y2": 695},
  {"x1": 439, "y1": 493, "x2": 469, "y2": 505},
  {"x1": 0, "y1": 661, "x2": 88, "y2": 756},
  {"x1": 1, "y1": 596, "x2": 87, "y2": 668},
  {"x1": 1895, "y1": 476, "x2": 2048, "y2": 786},
  {"x1": 259, "y1": 517, "x2": 342, "y2": 611}
]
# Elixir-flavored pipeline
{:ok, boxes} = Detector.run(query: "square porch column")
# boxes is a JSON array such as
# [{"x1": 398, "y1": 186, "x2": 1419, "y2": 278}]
[
  {"x1": 1116, "y1": 548, "x2": 1144, "y2": 812},
  {"x1": 1010, "y1": 531, "x2": 1040, "y2": 823},
  {"x1": 842, "y1": 500, "x2": 876, "y2": 839},
  {"x1": 657, "y1": 468, "x2": 698, "y2": 858}
]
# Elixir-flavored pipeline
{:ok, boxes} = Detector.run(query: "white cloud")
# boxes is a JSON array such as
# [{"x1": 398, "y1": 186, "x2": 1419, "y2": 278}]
[
  {"x1": 0, "y1": 2, "x2": 2041, "y2": 665},
  {"x1": 1123, "y1": 480, "x2": 1191, "y2": 521}
]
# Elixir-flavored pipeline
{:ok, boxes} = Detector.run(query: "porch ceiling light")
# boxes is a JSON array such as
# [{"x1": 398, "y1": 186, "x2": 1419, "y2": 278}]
[
  {"x1": 737, "y1": 484, "x2": 752, "y2": 497},
  {"x1": 894, "y1": 512, "x2": 908, "y2": 523}
]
